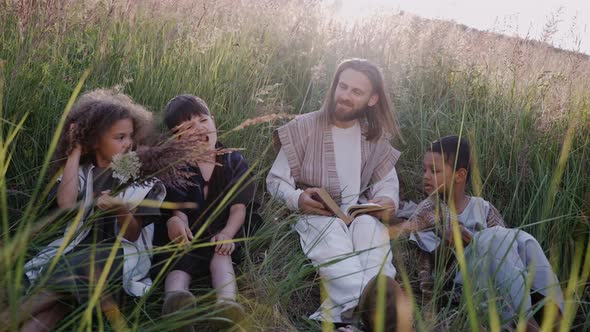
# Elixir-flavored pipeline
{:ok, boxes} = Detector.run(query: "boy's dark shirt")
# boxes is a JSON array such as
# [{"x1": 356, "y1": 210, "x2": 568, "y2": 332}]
[{"x1": 153, "y1": 149, "x2": 254, "y2": 246}]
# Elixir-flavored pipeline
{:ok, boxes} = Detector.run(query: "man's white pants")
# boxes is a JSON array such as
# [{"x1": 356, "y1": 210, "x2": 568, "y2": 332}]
[{"x1": 294, "y1": 214, "x2": 396, "y2": 323}]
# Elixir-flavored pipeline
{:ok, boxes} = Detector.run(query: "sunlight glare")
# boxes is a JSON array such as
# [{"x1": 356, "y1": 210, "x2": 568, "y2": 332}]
[{"x1": 329, "y1": 0, "x2": 397, "y2": 25}]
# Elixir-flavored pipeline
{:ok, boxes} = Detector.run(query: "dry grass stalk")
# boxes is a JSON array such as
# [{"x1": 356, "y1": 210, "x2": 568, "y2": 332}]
[
  {"x1": 136, "y1": 135, "x2": 237, "y2": 190},
  {"x1": 229, "y1": 114, "x2": 296, "y2": 132}
]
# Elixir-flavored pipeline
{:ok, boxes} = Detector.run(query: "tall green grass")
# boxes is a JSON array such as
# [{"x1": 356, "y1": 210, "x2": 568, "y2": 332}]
[{"x1": 1, "y1": 0, "x2": 589, "y2": 331}]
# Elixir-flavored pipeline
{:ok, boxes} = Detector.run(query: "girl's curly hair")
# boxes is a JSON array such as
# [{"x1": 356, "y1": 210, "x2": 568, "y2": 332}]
[{"x1": 52, "y1": 89, "x2": 153, "y2": 175}]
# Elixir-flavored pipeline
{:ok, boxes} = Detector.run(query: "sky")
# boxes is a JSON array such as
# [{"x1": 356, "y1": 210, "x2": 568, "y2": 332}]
[{"x1": 331, "y1": 0, "x2": 590, "y2": 55}]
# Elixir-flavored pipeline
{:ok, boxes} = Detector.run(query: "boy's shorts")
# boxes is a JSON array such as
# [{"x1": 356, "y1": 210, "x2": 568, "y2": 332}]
[
  {"x1": 151, "y1": 241, "x2": 244, "y2": 279},
  {"x1": 151, "y1": 244, "x2": 215, "y2": 278}
]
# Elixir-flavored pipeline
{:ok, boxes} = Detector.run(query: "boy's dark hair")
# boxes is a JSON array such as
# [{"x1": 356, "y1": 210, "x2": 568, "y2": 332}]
[
  {"x1": 428, "y1": 135, "x2": 471, "y2": 182},
  {"x1": 358, "y1": 275, "x2": 398, "y2": 332},
  {"x1": 164, "y1": 94, "x2": 210, "y2": 130}
]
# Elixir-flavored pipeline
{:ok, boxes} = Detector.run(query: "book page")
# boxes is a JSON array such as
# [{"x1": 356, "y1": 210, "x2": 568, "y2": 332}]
[{"x1": 347, "y1": 203, "x2": 386, "y2": 219}]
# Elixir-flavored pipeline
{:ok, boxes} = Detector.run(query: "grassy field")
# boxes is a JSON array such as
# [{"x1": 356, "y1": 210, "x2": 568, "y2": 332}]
[{"x1": 1, "y1": 0, "x2": 589, "y2": 331}]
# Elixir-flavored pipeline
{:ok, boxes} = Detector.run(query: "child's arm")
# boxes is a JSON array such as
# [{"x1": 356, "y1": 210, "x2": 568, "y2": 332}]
[
  {"x1": 210, "y1": 152, "x2": 252, "y2": 255},
  {"x1": 389, "y1": 220, "x2": 418, "y2": 238},
  {"x1": 57, "y1": 145, "x2": 82, "y2": 209},
  {"x1": 389, "y1": 198, "x2": 448, "y2": 239},
  {"x1": 211, "y1": 203, "x2": 246, "y2": 256},
  {"x1": 441, "y1": 224, "x2": 473, "y2": 247},
  {"x1": 166, "y1": 210, "x2": 193, "y2": 244},
  {"x1": 96, "y1": 191, "x2": 143, "y2": 242}
]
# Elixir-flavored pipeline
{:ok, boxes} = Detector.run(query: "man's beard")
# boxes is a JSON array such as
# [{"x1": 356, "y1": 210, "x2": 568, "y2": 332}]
[{"x1": 332, "y1": 101, "x2": 368, "y2": 122}]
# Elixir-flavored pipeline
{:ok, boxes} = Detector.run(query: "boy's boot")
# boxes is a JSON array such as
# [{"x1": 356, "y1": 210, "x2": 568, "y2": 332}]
[
  {"x1": 162, "y1": 290, "x2": 197, "y2": 332},
  {"x1": 211, "y1": 300, "x2": 248, "y2": 332}
]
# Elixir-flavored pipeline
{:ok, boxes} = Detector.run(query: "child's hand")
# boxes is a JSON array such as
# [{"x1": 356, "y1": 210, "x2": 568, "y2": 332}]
[
  {"x1": 167, "y1": 216, "x2": 193, "y2": 246},
  {"x1": 211, "y1": 232, "x2": 235, "y2": 256},
  {"x1": 96, "y1": 191, "x2": 125, "y2": 211},
  {"x1": 388, "y1": 222, "x2": 409, "y2": 239},
  {"x1": 442, "y1": 224, "x2": 473, "y2": 247},
  {"x1": 68, "y1": 123, "x2": 84, "y2": 155},
  {"x1": 368, "y1": 196, "x2": 397, "y2": 222}
]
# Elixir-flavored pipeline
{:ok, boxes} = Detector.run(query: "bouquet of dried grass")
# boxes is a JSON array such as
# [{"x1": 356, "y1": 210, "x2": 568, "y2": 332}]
[{"x1": 110, "y1": 135, "x2": 237, "y2": 191}]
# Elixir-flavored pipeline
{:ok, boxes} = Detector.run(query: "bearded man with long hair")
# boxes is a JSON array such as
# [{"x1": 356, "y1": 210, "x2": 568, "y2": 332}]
[{"x1": 267, "y1": 59, "x2": 410, "y2": 330}]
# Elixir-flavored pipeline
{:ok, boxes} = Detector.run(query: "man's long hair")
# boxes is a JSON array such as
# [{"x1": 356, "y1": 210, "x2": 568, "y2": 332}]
[{"x1": 323, "y1": 58, "x2": 401, "y2": 141}]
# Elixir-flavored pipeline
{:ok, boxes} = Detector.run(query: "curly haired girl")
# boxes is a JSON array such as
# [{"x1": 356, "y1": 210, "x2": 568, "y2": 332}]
[{"x1": 13, "y1": 89, "x2": 166, "y2": 331}]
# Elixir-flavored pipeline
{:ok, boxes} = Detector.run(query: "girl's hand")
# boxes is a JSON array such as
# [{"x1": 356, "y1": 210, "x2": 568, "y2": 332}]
[
  {"x1": 96, "y1": 191, "x2": 125, "y2": 211},
  {"x1": 211, "y1": 232, "x2": 235, "y2": 256},
  {"x1": 167, "y1": 216, "x2": 193, "y2": 246},
  {"x1": 68, "y1": 123, "x2": 84, "y2": 155}
]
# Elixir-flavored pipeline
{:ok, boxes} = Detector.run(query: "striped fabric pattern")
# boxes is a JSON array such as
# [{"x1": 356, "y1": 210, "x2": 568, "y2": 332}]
[{"x1": 273, "y1": 109, "x2": 400, "y2": 205}]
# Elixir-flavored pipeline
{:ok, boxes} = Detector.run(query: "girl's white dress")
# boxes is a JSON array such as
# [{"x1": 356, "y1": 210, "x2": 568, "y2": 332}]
[{"x1": 24, "y1": 164, "x2": 165, "y2": 297}]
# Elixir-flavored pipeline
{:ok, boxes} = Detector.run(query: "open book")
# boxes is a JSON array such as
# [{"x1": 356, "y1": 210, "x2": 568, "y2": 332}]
[{"x1": 312, "y1": 188, "x2": 388, "y2": 225}]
